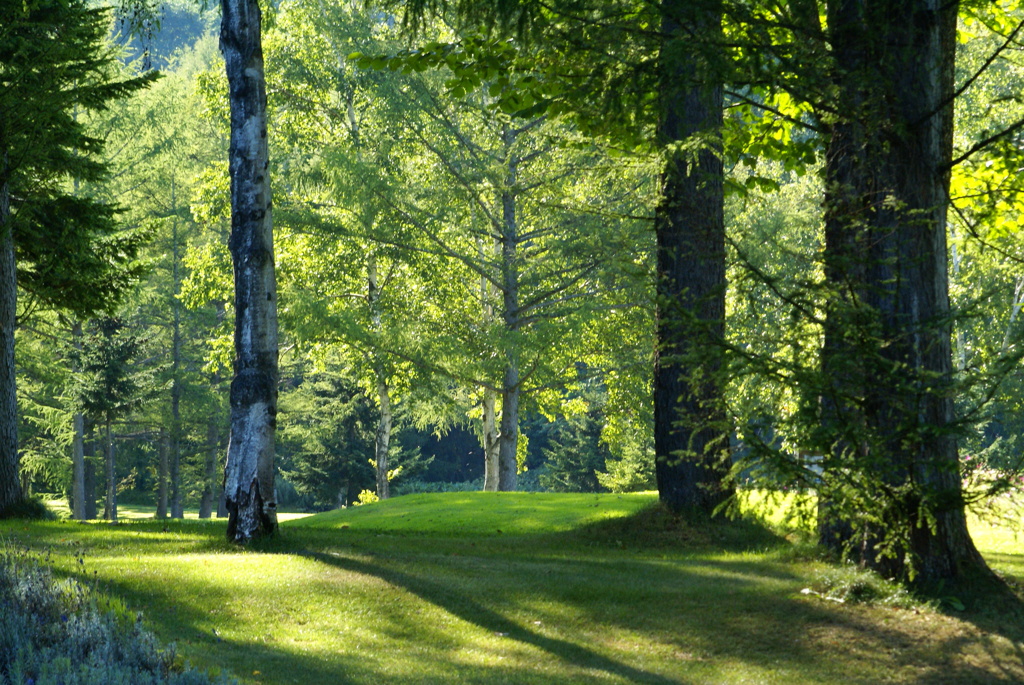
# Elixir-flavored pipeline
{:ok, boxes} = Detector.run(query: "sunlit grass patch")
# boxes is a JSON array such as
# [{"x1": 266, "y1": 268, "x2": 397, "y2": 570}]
[
  {"x1": 0, "y1": 491, "x2": 1020, "y2": 684},
  {"x1": 288, "y1": 491, "x2": 657, "y2": 536}
]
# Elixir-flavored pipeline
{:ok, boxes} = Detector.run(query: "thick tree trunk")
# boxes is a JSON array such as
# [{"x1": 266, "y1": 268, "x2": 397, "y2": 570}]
[
  {"x1": 156, "y1": 427, "x2": 168, "y2": 519},
  {"x1": 482, "y1": 389, "x2": 499, "y2": 491},
  {"x1": 819, "y1": 0, "x2": 987, "y2": 583},
  {"x1": 0, "y1": 152, "x2": 22, "y2": 514},
  {"x1": 103, "y1": 417, "x2": 116, "y2": 522},
  {"x1": 199, "y1": 417, "x2": 219, "y2": 518},
  {"x1": 71, "y1": 322, "x2": 86, "y2": 521},
  {"x1": 221, "y1": 0, "x2": 279, "y2": 542},
  {"x1": 653, "y1": 0, "x2": 731, "y2": 515}
]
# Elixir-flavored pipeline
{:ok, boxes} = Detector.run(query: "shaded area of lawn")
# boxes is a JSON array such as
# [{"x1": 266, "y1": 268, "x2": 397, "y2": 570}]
[{"x1": 2, "y1": 492, "x2": 1022, "y2": 684}]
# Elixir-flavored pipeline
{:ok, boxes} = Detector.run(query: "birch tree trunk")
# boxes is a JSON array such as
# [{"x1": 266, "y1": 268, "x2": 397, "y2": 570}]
[
  {"x1": 221, "y1": 0, "x2": 279, "y2": 542},
  {"x1": 652, "y1": 0, "x2": 731, "y2": 514},
  {"x1": 71, "y1": 322, "x2": 87, "y2": 521},
  {"x1": 0, "y1": 150, "x2": 21, "y2": 514}
]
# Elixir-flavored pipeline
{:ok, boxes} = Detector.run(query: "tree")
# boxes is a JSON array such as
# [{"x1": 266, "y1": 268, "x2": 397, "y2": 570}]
[
  {"x1": 368, "y1": 0, "x2": 733, "y2": 509},
  {"x1": 273, "y1": 4, "x2": 651, "y2": 496},
  {"x1": 70, "y1": 318, "x2": 153, "y2": 522},
  {"x1": 653, "y1": 0, "x2": 732, "y2": 514},
  {"x1": 278, "y1": 365, "x2": 378, "y2": 509},
  {"x1": 0, "y1": 0, "x2": 153, "y2": 515},
  {"x1": 220, "y1": 0, "x2": 279, "y2": 541},
  {"x1": 810, "y1": 0, "x2": 988, "y2": 583}
]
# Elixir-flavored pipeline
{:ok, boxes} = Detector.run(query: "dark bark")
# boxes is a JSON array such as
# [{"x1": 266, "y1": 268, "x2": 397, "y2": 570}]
[
  {"x1": 818, "y1": 0, "x2": 987, "y2": 583},
  {"x1": 0, "y1": 151, "x2": 22, "y2": 514},
  {"x1": 653, "y1": 0, "x2": 732, "y2": 515},
  {"x1": 221, "y1": 0, "x2": 279, "y2": 542}
]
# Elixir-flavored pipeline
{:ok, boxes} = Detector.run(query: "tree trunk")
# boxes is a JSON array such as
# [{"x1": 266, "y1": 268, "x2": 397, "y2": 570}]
[
  {"x1": 653, "y1": 0, "x2": 731, "y2": 515},
  {"x1": 498, "y1": 369, "x2": 519, "y2": 491},
  {"x1": 497, "y1": 124, "x2": 521, "y2": 492},
  {"x1": 71, "y1": 322, "x2": 86, "y2": 521},
  {"x1": 199, "y1": 416, "x2": 219, "y2": 518},
  {"x1": 476, "y1": 236, "x2": 500, "y2": 492},
  {"x1": 375, "y1": 377, "x2": 392, "y2": 499},
  {"x1": 482, "y1": 388, "x2": 499, "y2": 491},
  {"x1": 368, "y1": 253, "x2": 392, "y2": 499},
  {"x1": 71, "y1": 411, "x2": 86, "y2": 520},
  {"x1": 170, "y1": 214, "x2": 184, "y2": 519},
  {"x1": 0, "y1": 150, "x2": 22, "y2": 514},
  {"x1": 818, "y1": 0, "x2": 987, "y2": 583},
  {"x1": 221, "y1": 0, "x2": 279, "y2": 542},
  {"x1": 156, "y1": 427, "x2": 168, "y2": 519},
  {"x1": 83, "y1": 420, "x2": 97, "y2": 520},
  {"x1": 103, "y1": 417, "x2": 116, "y2": 522}
]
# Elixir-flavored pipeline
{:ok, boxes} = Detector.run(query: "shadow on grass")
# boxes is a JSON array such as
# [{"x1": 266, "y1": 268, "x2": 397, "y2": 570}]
[
  {"x1": 538, "y1": 504, "x2": 791, "y2": 554},
  {"x1": 933, "y1": 565, "x2": 1024, "y2": 683},
  {"x1": 295, "y1": 548, "x2": 689, "y2": 685},
  {"x1": 9, "y1": 507, "x2": 1024, "y2": 684}
]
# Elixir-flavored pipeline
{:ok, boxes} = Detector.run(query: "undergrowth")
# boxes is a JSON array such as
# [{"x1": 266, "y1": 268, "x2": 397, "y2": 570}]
[
  {"x1": 0, "y1": 545, "x2": 235, "y2": 685},
  {"x1": 801, "y1": 564, "x2": 927, "y2": 609}
]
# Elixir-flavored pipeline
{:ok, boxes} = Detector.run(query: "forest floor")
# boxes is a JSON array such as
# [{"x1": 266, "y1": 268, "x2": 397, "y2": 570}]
[{"x1": 4, "y1": 491, "x2": 1023, "y2": 684}]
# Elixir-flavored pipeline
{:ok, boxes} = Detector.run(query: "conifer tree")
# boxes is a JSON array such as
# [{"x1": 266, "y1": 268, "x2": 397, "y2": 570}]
[{"x1": 0, "y1": 0, "x2": 154, "y2": 514}]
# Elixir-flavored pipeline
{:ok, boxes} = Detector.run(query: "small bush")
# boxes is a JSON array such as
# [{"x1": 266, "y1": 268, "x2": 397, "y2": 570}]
[
  {"x1": 354, "y1": 489, "x2": 379, "y2": 506},
  {"x1": 0, "y1": 497, "x2": 56, "y2": 522},
  {"x1": 0, "y1": 547, "x2": 235, "y2": 684}
]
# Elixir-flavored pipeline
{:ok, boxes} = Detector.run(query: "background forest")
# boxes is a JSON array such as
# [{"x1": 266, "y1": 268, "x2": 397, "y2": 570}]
[
  {"x1": 14, "y1": 0, "x2": 659, "y2": 516},
  {"x1": 5, "y1": 0, "x2": 1024, "y2": 564}
]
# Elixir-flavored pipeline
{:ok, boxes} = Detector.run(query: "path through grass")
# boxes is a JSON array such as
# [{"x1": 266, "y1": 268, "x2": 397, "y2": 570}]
[{"x1": 6, "y1": 492, "x2": 1023, "y2": 684}]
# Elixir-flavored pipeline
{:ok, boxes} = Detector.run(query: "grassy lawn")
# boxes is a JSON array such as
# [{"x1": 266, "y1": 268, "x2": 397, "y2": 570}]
[{"x1": 4, "y1": 491, "x2": 1023, "y2": 684}]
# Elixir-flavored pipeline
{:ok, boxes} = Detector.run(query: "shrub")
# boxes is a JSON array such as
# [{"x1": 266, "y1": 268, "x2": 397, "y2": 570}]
[
  {"x1": 0, "y1": 547, "x2": 234, "y2": 684},
  {"x1": 0, "y1": 497, "x2": 56, "y2": 522}
]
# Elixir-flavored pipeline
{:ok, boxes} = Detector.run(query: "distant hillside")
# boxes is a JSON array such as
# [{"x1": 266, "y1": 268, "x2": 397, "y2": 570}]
[{"x1": 115, "y1": 1, "x2": 217, "y2": 70}]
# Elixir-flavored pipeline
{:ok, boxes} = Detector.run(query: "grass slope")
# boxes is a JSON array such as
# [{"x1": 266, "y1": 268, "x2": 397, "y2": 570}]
[{"x1": 3, "y1": 492, "x2": 1022, "y2": 684}]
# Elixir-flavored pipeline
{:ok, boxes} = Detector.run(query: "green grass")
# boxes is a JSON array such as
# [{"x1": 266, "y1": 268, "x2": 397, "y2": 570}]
[{"x1": 3, "y1": 491, "x2": 1022, "y2": 684}]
